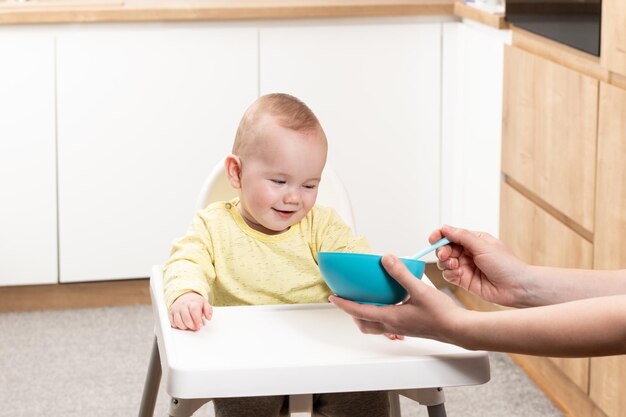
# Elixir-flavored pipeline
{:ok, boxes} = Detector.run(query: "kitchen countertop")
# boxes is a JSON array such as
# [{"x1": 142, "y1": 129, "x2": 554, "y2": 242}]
[
  {"x1": 453, "y1": 1, "x2": 507, "y2": 29},
  {"x1": 0, "y1": 0, "x2": 455, "y2": 25}
]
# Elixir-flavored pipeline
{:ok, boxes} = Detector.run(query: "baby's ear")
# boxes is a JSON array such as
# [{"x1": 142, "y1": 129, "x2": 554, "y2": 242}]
[{"x1": 224, "y1": 154, "x2": 242, "y2": 189}]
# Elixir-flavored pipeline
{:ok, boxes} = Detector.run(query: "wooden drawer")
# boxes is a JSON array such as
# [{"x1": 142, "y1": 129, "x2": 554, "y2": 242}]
[
  {"x1": 500, "y1": 182, "x2": 592, "y2": 392},
  {"x1": 601, "y1": 0, "x2": 626, "y2": 77},
  {"x1": 500, "y1": 182, "x2": 593, "y2": 270},
  {"x1": 502, "y1": 45, "x2": 598, "y2": 234},
  {"x1": 589, "y1": 82, "x2": 626, "y2": 417}
]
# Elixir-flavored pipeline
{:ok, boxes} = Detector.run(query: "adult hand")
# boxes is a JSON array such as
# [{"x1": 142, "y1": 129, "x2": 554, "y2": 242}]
[
  {"x1": 329, "y1": 254, "x2": 463, "y2": 343},
  {"x1": 429, "y1": 225, "x2": 530, "y2": 308},
  {"x1": 169, "y1": 292, "x2": 213, "y2": 331}
]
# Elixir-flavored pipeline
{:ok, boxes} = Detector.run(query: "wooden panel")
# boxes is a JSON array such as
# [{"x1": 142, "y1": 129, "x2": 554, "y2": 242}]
[
  {"x1": 0, "y1": 0, "x2": 456, "y2": 25},
  {"x1": 500, "y1": 182, "x2": 591, "y2": 391},
  {"x1": 611, "y1": 72, "x2": 626, "y2": 91},
  {"x1": 508, "y1": 354, "x2": 609, "y2": 417},
  {"x1": 590, "y1": 357, "x2": 626, "y2": 417},
  {"x1": 590, "y1": 82, "x2": 626, "y2": 417},
  {"x1": 511, "y1": 27, "x2": 609, "y2": 82},
  {"x1": 504, "y1": 175, "x2": 593, "y2": 243},
  {"x1": 0, "y1": 279, "x2": 150, "y2": 312},
  {"x1": 453, "y1": 1, "x2": 508, "y2": 29},
  {"x1": 601, "y1": 0, "x2": 626, "y2": 77},
  {"x1": 502, "y1": 45, "x2": 598, "y2": 234},
  {"x1": 594, "y1": 83, "x2": 626, "y2": 270},
  {"x1": 500, "y1": 182, "x2": 593, "y2": 270}
]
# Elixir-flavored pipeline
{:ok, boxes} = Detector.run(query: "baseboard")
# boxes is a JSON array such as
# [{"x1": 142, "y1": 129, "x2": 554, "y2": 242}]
[{"x1": 0, "y1": 279, "x2": 151, "y2": 312}]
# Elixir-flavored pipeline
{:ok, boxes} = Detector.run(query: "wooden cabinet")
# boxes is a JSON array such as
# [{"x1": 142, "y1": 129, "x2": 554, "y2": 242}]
[
  {"x1": 500, "y1": 49, "x2": 601, "y2": 403},
  {"x1": 259, "y1": 20, "x2": 442, "y2": 256},
  {"x1": 502, "y1": 45, "x2": 598, "y2": 235},
  {"x1": 56, "y1": 26, "x2": 258, "y2": 282},
  {"x1": 501, "y1": 30, "x2": 626, "y2": 417},
  {"x1": 500, "y1": 183, "x2": 593, "y2": 271},
  {"x1": 588, "y1": 82, "x2": 626, "y2": 417},
  {"x1": 594, "y1": 82, "x2": 626, "y2": 272},
  {"x1": 500, "y1": 183, "x2": 592, "y2": 390},
  {"x1": 0, "y1": 32, "x2": 57, "y2": 286},
  {"x1": 601, "y1": 0, "x2": 626, "y2": 77}
]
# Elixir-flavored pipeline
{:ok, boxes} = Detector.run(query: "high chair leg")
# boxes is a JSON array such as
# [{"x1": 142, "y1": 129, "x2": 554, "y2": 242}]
[
  {"x1": 289, "y1": 394, "x2": 313, "y2": 417},
  {"x1": 168, "y1": 398, "x2": 212, "y2": 417},
  {"x1": 391, "y1": 388, "x2": 447, "y2": 417},
  {"x1": 388, "y1": 392, "x2": 402, "y2": 417},
  {"x1": 426, "y1": 404, "x2": 447, "y2": 417},
  {"x1": 138, "y1": 337, "x2": 162, "y2": 417}
]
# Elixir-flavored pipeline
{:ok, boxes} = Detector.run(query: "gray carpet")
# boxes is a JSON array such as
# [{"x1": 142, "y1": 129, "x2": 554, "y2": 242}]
[{"x1": 0, "y1": 305, "x2": 563, "y2": 417}]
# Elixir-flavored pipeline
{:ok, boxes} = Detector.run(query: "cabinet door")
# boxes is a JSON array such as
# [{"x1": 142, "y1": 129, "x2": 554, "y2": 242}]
[
  {"x1": 601, "y1": 0, "x2": 626, "y2": 77},
  {"x1": 502, "y1": 46, "x2": 598, "y2": 234},
  {"x1": 260, "y1": 20, "x2": 441, "y2": 257},
  {"x1": 441, "y1": 22, "x2": 510, "y2": 238},
  {"x1": 594, "y1": 82, "x2": 626, "y2": 271},
  {"x1": 56, "y1": 25, "x2": 257, "y2": 282},
  {"x1": 589, "y1": 82, "x2": 626, "y2": 417},
  {"x1": 500, "y1": 182, "x2": 592, "y2": 392},
  {"x1": 0, "y1": 32, "x2": 57, "y2": 286}
]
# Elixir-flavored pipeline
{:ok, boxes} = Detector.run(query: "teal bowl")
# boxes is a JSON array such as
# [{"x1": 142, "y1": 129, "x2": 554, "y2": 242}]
[{"x1": 318, "y1": 252, "x2": 425, "y2": 305}]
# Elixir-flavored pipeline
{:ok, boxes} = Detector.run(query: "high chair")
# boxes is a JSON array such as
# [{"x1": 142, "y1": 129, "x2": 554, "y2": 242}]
[{"x1": 138, "y1": 160, "x2": 491, "y2": 417}]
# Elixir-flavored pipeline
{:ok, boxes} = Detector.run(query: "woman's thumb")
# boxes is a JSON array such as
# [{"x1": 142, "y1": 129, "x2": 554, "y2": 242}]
[{"x1": 381, "y1": 254, "x2": 427, "y2": 296}]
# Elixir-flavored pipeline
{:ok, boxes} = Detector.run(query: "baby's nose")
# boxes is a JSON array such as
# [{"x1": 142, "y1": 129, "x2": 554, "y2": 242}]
[{"x1": 284, "y1": 189, "x2": 301, "y2": 204}]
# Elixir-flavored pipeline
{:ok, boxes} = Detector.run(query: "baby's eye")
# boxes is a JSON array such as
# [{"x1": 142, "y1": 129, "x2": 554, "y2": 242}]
[
  {"x1": 271, "y1": 179, "x2": 286, "y2": 185},
  {"x1": 304, "y1": 184, "x2": 317, "y2": 189}
]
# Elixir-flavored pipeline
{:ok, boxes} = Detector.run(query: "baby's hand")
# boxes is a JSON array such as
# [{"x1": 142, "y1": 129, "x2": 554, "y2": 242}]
[
  {"x1": 169, "y1": 292, "x2": 212, "y2": 331},
  {"x1": 384, "y1": 333, "x2": 405, "y2": 341}
]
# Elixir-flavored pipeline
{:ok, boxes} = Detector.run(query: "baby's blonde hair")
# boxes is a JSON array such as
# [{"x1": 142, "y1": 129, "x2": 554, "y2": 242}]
[{"x1": 233, "y1": 93, "x2": 326, "y2": 157}]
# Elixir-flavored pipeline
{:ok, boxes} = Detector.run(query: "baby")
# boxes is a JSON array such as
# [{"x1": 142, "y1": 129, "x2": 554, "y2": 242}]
[{"x1": 163, "y1": 93, "x2": 389, "y2": 417}]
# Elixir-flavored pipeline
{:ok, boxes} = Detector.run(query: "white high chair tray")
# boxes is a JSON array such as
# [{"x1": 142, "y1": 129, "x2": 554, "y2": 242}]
[{"x1": 151, "y1": 267, "x2": 490, "y2": 400}]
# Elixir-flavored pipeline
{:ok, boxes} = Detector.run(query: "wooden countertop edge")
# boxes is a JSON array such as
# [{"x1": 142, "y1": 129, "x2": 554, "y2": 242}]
[
  {"x1": 511, "y1": 26, "x2": 611, "y2": 83},
  {"x1": 0, "y1": 3, "x2": 455, "y2": 25},
  {"x1": 453, "y1": 1, "x2": 508, "y2": 29},
  {"x1": 511, "y1": 26, "x2": 626, "y2": 90}
]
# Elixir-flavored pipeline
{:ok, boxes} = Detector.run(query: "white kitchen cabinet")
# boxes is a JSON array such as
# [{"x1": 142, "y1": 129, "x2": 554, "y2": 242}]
[
  {"x1": 56, "y1": 24, "x2": 257, "y2": 282},
  {"x1": 0, "y1": 31, "x2": 57, "y2": 286},
  {"x1": 441, "y1": 21, "x2": 511, "y2": 237},
  {"x1": 1, "y1": 16, "x2": 494, "y2": 286},
  {"x1": 260, "y1": 19, "x2": 444, "y2": 257}
]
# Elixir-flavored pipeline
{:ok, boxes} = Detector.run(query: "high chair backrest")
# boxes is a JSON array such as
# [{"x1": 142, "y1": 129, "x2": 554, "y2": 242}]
[{"x1": 195, "y1": 158, "x2": 357, "y2": 232}]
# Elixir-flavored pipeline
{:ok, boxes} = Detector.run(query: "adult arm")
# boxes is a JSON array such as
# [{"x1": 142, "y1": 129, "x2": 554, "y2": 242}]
[
  {"x1": 431, "y1": 225, "x2": 626, "y2": 308},
  {"x1": 330, "y1": 254, "x2": 626, "y2": 357}
]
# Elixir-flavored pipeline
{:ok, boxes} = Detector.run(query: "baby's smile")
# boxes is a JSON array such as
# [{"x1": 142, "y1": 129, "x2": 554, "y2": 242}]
[{"x1": 273, "y1": 208, "x2": 296, "y2": 219}]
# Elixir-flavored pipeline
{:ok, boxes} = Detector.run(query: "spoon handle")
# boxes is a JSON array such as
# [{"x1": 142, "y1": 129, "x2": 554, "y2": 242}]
[{"x1": 411, "y1": 237, "x2": 451, "y2": 260}]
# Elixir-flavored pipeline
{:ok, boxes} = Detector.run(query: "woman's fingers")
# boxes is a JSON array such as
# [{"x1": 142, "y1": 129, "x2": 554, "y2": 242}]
[
  {"x1": 329, "y1": 295, "x2": 386, "y2": 323},
  {"x1": 352, "y1": 317, "x2": 388, "y2": 335}
]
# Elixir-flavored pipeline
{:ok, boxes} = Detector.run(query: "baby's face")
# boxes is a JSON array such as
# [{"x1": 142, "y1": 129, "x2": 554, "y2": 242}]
[{"x1": 237, "y1": 119, "x2": 327, "y2": 235}]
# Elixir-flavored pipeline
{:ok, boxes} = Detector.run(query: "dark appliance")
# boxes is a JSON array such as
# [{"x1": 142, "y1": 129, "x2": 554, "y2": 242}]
[{"x1": 505, "y1": 0, "x2": 602, "y2": 56}]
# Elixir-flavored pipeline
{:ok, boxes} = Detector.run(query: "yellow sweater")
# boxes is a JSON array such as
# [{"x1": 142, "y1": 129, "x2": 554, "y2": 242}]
[{"x1": 163, "y1": 198, "x2": 370, "y2": 308}]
